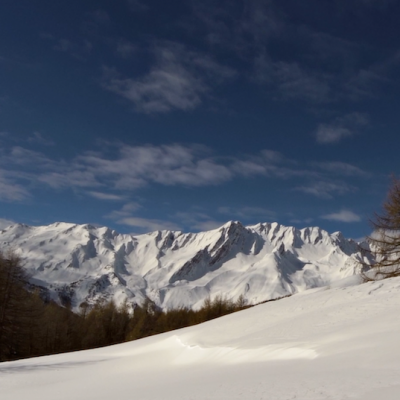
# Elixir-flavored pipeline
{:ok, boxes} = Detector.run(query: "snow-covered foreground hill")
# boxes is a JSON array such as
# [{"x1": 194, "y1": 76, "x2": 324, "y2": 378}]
[
  {"x1": 2, "y1": 276, "x2": 400, "y2": 400},
  {"x1": 0, "y1": 221, "x2": 365, "y2": 311}
]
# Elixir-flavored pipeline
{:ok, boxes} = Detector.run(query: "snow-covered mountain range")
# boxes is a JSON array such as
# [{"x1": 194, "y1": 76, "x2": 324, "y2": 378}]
[{"x1": 0, "y1": 221, "x2": 367, "y2": 312}]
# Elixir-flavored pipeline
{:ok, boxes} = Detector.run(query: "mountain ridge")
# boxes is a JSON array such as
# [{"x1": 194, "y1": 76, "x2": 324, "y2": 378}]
[{"x1": 0, "y1": 220, "x2": 366, "y2": 312}]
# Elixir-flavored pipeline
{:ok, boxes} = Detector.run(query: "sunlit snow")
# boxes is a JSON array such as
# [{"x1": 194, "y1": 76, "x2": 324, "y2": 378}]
[
  {"x1": 2, "y1": 276, "x2": 400, "y2": 399},
  {"x1": 0, "y1": 221, "x2": 366, "y2": 311}
]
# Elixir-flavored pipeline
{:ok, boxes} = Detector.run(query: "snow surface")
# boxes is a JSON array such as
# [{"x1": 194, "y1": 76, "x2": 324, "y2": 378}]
[
  {"x1": 0, "y1": 221, "x2": 367, "y2": 311},
  {"x1": 2, "y1": 275, "x2": 400, "y2": 399}
]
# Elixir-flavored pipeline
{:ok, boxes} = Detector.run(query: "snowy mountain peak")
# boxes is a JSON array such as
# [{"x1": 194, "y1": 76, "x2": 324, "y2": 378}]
[{"x1": 0, "y1": 221, "x2": 365, "y2": 312}]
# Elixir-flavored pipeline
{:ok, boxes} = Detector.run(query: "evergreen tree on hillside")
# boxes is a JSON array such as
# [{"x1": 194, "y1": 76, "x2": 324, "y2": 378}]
[{"x1": 0, "y1": 251, "x2": 31, "y2": 360}]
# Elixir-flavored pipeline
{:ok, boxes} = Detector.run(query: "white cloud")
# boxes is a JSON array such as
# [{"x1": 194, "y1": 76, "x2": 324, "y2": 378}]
[
  {"x1": 49, "y1": 37, "x2": 92, "y2": 60},
  {"x1": 218, "y1": 206, "x2": 275, "y2": 221},
  {"x1": 106, "y1": 202, "x2": 142, "y2": 220},
  {"x1": 0, "y1": 172, "x2": 30, "y2": 201},
  {"x1": 314, "y1": 161, "x2": 368, "y2": 177},
  {"x1": 91, "y1": 9, "x2": 110, "y2": 25},
  {"x1": 0, "y1": 142, "x2": 366, "y2": 207},
  {"x1": 78, "y1": 144, "x2": 234, "y2": 188},
  {"x1": 316, "y1": 125, "x2": 352, "y2": 144},
  {"x1": 294, "y1": 181, "x2": 353, "y2": 199},
  {"x1": 118, "y1": 217, "x2": 182, "y2": 232},
  {"x1": 87, "y1": 191, "x2": 125, "y2": 201},
  {"x1": 75, "y1": 144, "x2": 315, "y2": 192},
  {"x1": 1, "y1": 143, "x2": 243, "y2": 198},
  {"x1": 27, "y1": 132, "x2": 55, "y2": 146},
  {"x1": 231, "y1": 160, "x2": 268, "y2": 177},
  {"x1": 289, "y1": 218, "x2": 314, "y2": 225},
  {"x1": 274, "y1": 62, "x2": 331, "y2": 103},
  {"x1": 102, "y1": 42, "x2": 236, "y2": 113},
  {"x1": 231, "y1": 149, "x2": 312, "y2": 180},
  {"x1": 261, "y1": 149, "x2": 285, "y2": 163},
  {"x1": 254, "y1": 53, "x2": 332, "y2": 103},
  {"x1": 190, "y1": 220, "x2": 225, "y2": 231},
  {"x1": 53, "y1": 39, "x2": 74, "y2": 52},
  {"x1": 192, "y1": 0, "x2": 282, "y2": 49},
  {"x1": 9, "y1": 146, "x2": 54, "y2": 167},
  {"x1": 116, "y1": 40, "x2": 136, "y2": 58},
  {"x1": 316, "y1": 112, "x2": 369, "y2": 144},
  {"x1": 174, "y1": 210, "x2": 225, "y2": 232},
  {"x1": 38, "y1": 170, "x2": 100, "y2": 189},
  {"x1": 321, "y1": 210, "x2": 362, "y2": 223}
]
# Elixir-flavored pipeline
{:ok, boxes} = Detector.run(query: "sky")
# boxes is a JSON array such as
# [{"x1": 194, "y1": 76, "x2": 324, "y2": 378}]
[{"x1": 0, "y1": 0, "x2": 399, "y2": 239}]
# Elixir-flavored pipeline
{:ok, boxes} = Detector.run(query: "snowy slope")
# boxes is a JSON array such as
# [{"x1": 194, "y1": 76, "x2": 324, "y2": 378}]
[
  {"x1": 0, "y1": 221, "x2": 366, "y2": 311},
  {"x1": 1, "y1": 276, "x2": 400, "y2": 400}
]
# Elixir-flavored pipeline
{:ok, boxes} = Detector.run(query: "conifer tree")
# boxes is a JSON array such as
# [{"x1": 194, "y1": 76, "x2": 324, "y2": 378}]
[
  {"x1": 0, "y1": 251, "x2": 30, "y2": 360},
  {"x1": 363, "y1": 177, "x2": 400, "y2": 280}
]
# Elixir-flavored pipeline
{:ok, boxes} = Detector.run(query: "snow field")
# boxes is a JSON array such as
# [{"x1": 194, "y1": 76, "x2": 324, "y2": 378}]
[{"x1": 1, "y1": 276, "x2": 400, "y2": 399}]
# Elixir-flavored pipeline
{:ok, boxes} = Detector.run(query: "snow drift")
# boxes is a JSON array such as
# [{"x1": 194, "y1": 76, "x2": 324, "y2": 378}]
[{"x1": 1, "y1": 275, "x2": 400, "y2": 400}]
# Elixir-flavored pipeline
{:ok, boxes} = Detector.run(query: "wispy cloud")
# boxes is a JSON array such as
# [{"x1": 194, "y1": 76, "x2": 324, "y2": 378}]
[
  {"x1": 254, "y1": 55, "x2": 332, "y2": 103},
  {"x1": 191, "y1": 1, "x2": 398, "y2": 106},
  {"x1": 274, "y1": 62, "x2": 331, "y2": 103},
  {"x1": 115, "y1": 39, "x2": 136, "y2": 58},
  {"x1": 321, "y1": 210, "x2": 362, "y2": 223},
  {"x1": 102, "y1": 41, "x2": 236, "y2": 113},
  {"x1": 38, "y1": 170, "x2": 100, "y2": 189},
  {"x1": 87, "y1": 191, "x2": 125, "y2": 201},
  {"x1": 8, "y1": 147, "x2": 55, "y2": 167},
  {"x1": 0, "y1": 172, "x2": 30, "y2": 201},
  {"x1": 90, "y1": 9, "x2": 110, "y2": 25},
  {"x1": 0, "y1": 143, "x2": 239, "y2": 199},
  {"x1": 27, "y1": 132, "x2": 55, "y2": 146},
  {"x1": 119, "y1": 217, "x2": 181, "y2": 232},
  {"x1": 42, "y1": 34, "x2": 92, "y2": 60},
  {"x1": 105, "y1": 202, "x2": 142, "y2": 220},
  {"x1": 192, "y1": 0, "x2": 282, "y2": 50},
  {"x1": 313, "y1": 161, "x2": 368, "y2": 177},
  {"x1": 77, "y1": 144, "x2": 234, "y2": 188},
  {"x1": 218, "y1": 206, "x2": 276, "y2": 221},
  {"x1": 106, "y1": 201, "x2": 179, "y2": 232},
  {"x1": 173, "y1": 210, "x2": 225, "y2": 232},
  {"x1": 53, "y1": 39, "x2": 74, "y2": 53},
  {"x1": 0, "y1": 141, "x2": 368, "y2": 205},
  {"x1": 345, "y1": 53, "x2": 399, "y2": 100},
  {"x1": 316, "y1": 112, "x2": 369, "y2": 144},
  {"x1": 290, "y1": 217, "x2": 314, "y2": 225},
  {"x1": 294, "y1": 181, "x2": 354, "y2": 199},
  {"x1": 231, "y1": 149, "x2": 315, "y2": 180}
]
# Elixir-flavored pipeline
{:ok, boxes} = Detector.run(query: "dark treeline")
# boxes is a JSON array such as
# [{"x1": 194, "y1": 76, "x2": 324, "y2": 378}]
[{"x1": 0, "y1": 251, "x2": 248, "y2": 362}]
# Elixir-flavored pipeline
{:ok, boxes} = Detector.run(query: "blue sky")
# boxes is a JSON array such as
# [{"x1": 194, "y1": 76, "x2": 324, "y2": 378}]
[{"x1": 0, "y1": 0, "x2": 399, "y2": 238}]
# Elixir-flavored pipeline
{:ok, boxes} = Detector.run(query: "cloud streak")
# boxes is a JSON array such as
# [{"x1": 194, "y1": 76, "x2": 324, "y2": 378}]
[
  {"x1": 321, "y1": 210, "x2": 362, "y2": 223},
  {"x1": 316, "y1": 113, "x2": 369, "y2": 144},
  {"x1": 314, "y1": 161, "x2": 369, "y2": 177},
  {"x1": 87, "y1": 191, "x2": 125, "y2": 201},
  {"x1": 102, "y1": 42, "x2": 236, "y2": 113},
  {"x1": 0, "y1": 141, "x2": 371, "y2": 207},
  {"x1": 294, "y1": 181, "x2": 354, "y2": 199},
  {"x1": 118, "y1": 217, "x2": 182, "y2": 232},
  {"x1": 218, "y1": 206, "x2": 276, "y2": 221},
  {"x1": 0, "y1": 171, "x2": 30, "y2": 201}
]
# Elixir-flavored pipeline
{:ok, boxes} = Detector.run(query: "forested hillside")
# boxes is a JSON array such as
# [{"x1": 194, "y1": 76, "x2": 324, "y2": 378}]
[{"x1": 0, "y1": 251, "x2": 249, "y2": 361}]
